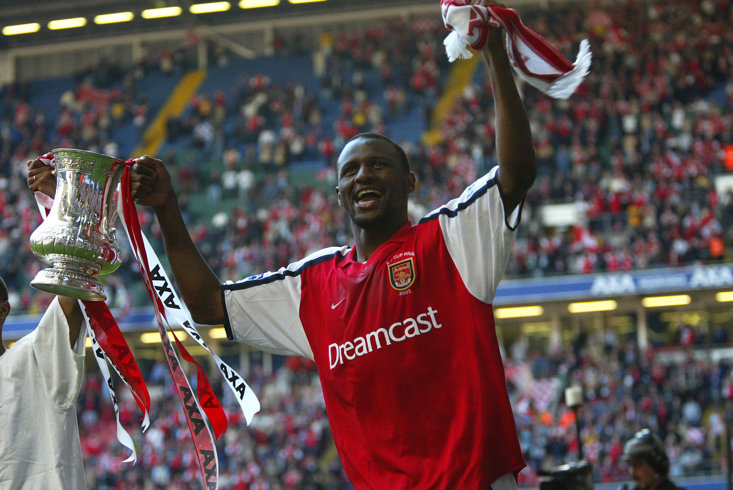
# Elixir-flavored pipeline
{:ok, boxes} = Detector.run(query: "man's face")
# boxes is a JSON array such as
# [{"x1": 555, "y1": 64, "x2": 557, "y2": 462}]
[
  {"x1": 336, "y1": 137, "x2": 415, "y2": 230},
  {"x1": 628, "y1": 458, "x2": 660, "y2": 489}
]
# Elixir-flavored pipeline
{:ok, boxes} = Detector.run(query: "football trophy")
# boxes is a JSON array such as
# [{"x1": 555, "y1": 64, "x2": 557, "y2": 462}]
[{"x1": 29, "y1": 148, "x2": 125, "y2": 301}]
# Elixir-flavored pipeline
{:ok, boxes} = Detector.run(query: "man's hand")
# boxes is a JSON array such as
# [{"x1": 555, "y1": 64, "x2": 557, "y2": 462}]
[
  {"x1": 129, "y1": 156, "x2": 174, "y2": 209},
  {"x1": 471, "y1": 0, "x2": 504, "y2": 52},
  {"x1": 27, "y1": 158, "x2": 57, "y2": 198}
]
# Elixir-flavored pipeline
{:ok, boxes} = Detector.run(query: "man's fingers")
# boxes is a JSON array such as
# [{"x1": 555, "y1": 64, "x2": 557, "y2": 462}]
[
  {"x1": 27, "y1": 166, "x2": 53, "y2": 182},
  {"x1": 131, "y1": 161, "x2": 158, "y2": 179},
  {"x1": 131, "y1": 181, "x2": 153, "y2": 196},
  {"x1": 28, "y1": 175, "x2": 46, "y2": 192},
  {"x1": 127, "y1": 157, "x2": 171, "y2": 208},
  {"x1": 130, "y1": 171, "x2": 158, "y2": 190}
]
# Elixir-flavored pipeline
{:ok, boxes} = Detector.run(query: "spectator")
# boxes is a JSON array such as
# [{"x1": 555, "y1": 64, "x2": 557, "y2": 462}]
[{"x1": 620, "y1": 428, "x2": 684, "y2": 490}]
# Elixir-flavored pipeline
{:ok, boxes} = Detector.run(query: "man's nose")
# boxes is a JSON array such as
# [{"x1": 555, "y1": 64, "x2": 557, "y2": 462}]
[{"x1": 355, "y1": 164, "x2": 374, "y2": 181}]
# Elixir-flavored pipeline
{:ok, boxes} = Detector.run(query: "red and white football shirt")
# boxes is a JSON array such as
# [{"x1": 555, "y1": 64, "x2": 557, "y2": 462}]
[{"x1": 223, "y1": 166, "x2": 525, "y2": 488}]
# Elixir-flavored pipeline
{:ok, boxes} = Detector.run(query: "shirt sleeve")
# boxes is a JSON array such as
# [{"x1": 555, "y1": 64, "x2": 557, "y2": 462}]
[
  {"x1": 425, "y1": 166, "x2": 522, "y2": 304},
  {"x1": 221, "y1": 247, "x2": 344, "y2": 359},
  {"x1": 31, "y1": 297, "x2": 86, "y2": 410}
]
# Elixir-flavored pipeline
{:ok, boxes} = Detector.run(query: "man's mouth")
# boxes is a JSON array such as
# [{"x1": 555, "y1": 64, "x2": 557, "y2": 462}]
[{"x1": 355, "y1": 189, "x2": 381, "y2": 208}]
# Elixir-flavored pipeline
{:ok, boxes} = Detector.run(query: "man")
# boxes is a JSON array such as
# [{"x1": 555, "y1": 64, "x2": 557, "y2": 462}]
[
  {"x1": 130, "y1": 10, "x2": 535, "y2": 489},
  {"x1": 620, "y1": 428, "x2": 684, "y2": 490},
  {"x1": 0, "y1": 161, "x2": 88, "y2": 488},
  {"x1": 0, "y1": 276, "x2": 87, "y2": 489}
]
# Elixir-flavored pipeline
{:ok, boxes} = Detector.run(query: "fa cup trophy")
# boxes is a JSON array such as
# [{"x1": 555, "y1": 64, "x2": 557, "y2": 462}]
[{"x1": 29, "y1": 148, "x2": 125, "y2": 301}]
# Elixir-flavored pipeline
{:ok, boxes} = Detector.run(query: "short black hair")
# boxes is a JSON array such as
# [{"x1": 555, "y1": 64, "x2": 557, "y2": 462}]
[
  {"x1": 344, "y1": 132, "x2": 411, "y2": 173},
  {"x1": 0, "y1": 277, "x2": 7, "y2": 302}
]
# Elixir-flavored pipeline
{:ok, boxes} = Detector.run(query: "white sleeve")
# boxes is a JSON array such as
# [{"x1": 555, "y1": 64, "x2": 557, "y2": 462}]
[
  {"x1": 222, "y1": 247, "x2": 345, "y2": 360},
  {"x1": 424, "y1": 166, "x2": 522, "y2": 303},
  {"x1": 31, "y1": 297, "x2": 86, "y2": 409}
]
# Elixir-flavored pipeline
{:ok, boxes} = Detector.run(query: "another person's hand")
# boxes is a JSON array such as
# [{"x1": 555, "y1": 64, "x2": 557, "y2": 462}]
[
  {"x1": 27, "y1": 158, "x2": 57, "y2": 198},
  {"x1": 129, "y1": 156, "x2": 174, "y2": 209}
]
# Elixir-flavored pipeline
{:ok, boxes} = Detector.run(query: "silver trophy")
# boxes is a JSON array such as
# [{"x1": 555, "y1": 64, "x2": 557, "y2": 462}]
[{"x1": 30, "y1": 148, "x2": 125, "y2": 301}]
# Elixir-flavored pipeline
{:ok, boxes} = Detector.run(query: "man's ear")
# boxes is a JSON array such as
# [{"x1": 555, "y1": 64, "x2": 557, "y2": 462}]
[
  {"x1": 406, "y1": 172, "x2": 417, "y2": 193},
  {"x1": 335, "y1": 186, "x2": 343, "y2": 207},
  {"x1": 0, "y1": 301, "x2": 10, "y2": 323}
]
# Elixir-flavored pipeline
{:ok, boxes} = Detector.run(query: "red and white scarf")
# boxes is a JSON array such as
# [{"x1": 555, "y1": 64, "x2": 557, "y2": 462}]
[{"x1": 441, "y1": 0, "x2": 591, "y2": 99}]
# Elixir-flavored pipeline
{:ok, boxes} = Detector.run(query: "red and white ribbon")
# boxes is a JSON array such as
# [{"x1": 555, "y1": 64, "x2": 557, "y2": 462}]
[
  {"x1": 118, "y1": 163, "x2": 259, "y2": 425},
  {"x1": 441, "y1": 0, "x2": 591, "y2": 99},
  {"x1": 119, "y1": 162, "x2": 260, "y2": 489},
  {"x1": 82, "y1": 306, "x2": 140, "y2": 463}
]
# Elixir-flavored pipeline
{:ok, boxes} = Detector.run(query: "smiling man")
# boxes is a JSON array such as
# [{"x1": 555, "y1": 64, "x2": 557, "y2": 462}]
[{"x1": 129, "y1": 9, "x2": 536, "y2": 489}]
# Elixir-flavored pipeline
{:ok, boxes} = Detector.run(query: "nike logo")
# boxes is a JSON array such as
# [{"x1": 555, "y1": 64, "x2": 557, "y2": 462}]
[{"x1": 331, "y1": 298, "x2": 345, "y2": 309}]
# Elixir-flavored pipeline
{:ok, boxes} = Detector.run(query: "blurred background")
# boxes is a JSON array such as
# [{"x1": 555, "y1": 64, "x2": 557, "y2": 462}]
[{"x1": 1, "y1": 0, "x2": 731, "y2": 487}]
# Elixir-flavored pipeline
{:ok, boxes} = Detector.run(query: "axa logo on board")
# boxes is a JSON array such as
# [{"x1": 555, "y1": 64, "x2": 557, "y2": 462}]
[
  {"x1": 589, "y1": 266, "x2": 733, "y2": 296},
  {"x1": 328, "y1": 306, "x2": 441, "y2": 369}
]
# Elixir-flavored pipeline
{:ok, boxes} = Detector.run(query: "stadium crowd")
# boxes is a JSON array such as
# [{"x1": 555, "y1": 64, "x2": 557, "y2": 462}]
[
  {"x1": 72, "y1": 333, "x2": 733, "y2": 488},
  {"x1": 508, "y1": 330, "x2": 733, "y2": 486},
  {"x1": 0, "y1": 0, "x2": 732, "y2": 487},
  {"x1": 1, "y1": 0, "x2": 731, "y2": 310}
]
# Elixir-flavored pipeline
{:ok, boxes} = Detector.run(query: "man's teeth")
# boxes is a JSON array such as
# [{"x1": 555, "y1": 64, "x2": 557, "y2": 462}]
[{"x1": 357, "y1": 190, "x2": 379, "y2": 201}]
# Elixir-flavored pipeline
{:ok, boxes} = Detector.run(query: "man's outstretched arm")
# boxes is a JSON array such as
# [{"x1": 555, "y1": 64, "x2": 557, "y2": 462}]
[{"x1": 129, "y1": 157, "x2": 226, "y2": 325}]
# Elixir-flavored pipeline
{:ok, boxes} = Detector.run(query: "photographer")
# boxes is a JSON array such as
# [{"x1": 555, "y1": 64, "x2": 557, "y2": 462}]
[{"x1": 620, "y1": 429, "x2": 684, "y2": 490}]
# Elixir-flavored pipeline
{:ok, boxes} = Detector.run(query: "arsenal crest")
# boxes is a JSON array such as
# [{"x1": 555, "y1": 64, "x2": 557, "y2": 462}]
[{"x1": 388, "y1": 258, "x2": 416, "y2": 291}]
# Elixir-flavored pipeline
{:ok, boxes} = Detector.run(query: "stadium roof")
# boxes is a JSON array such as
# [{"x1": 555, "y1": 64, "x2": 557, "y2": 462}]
[{"x1": 0, "y1": 0, "x2": 436, "y2": 50}]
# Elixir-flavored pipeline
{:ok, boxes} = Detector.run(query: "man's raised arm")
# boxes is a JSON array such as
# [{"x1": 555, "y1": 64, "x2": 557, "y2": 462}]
[
  {"x1": 129, "y1": 157, "x2": 225, "y2": 325},
  {"x1": 480, "y1": 15, "x2": 537, "y2": 214},
  {"x1": 57, "y1": 297, "x2": 84, "y2": 348}
]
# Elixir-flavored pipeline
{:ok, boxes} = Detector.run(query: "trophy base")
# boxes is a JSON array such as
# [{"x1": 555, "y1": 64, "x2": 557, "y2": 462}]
[{"x1": 31, "y1": 267, "x2": 107, "y2": 301}]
